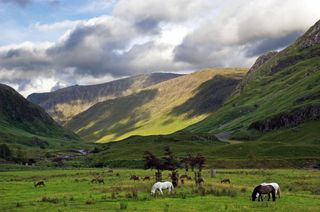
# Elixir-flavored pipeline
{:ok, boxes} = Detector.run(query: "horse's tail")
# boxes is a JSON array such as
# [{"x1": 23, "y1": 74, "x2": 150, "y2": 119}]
[{"x1": 278, "y1": 187, "x2": 281, "y2": 199}]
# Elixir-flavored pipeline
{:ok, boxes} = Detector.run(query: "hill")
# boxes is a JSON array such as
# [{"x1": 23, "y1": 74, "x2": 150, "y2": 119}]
[
  {"x1": 0, "y1": 84, "x2": 82, "y2": 151},
  {"x1": 27, "y1": 73, "x2": 180, "y2": 124},
  {"x1": 66, "y1": 68, "x2": 247, "y2": 142},
  {"x1": 186, "y1": 19, "x2": 320, "y2": 143}
]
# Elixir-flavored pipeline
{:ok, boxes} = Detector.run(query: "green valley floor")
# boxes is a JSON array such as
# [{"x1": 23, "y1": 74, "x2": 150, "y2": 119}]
[{"x1": 0, "y1": 168, "x2": 319, "y2": 211}]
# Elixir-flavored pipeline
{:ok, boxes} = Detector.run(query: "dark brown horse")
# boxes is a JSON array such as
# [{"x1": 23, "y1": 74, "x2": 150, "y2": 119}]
[
  {"x1": 34, "y1": 181, "x2": 45, "y2": 187},
  {"x1": 130, "y1": 175, "x2": 140, "y2": 181},
  {"x1": 252, "y1": 185, "x2": 276, "y2": 201},
  {"x1": 221, "y1": 178, "x2": 231, "y2": 184},
  {"x1": 143, "y1": 176, "x2": 151, "y2": 181}
]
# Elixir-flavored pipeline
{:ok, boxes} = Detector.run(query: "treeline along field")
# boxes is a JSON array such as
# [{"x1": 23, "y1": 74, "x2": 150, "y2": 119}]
[{"x1": 0, "y1": 168, "x2": 319, "y2": 211}]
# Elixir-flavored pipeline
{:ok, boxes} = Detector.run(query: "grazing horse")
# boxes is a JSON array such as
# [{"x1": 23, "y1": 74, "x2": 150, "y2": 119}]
[
  {"x1": 252, "y1": 185, "x2": 276, "y2": 201},
  {"x1": 130, "y1": 175, "x2": 140, "y2": 181},
  {"x1": 261, "y1": 182, "x2": 280, "y2": 199},
  {"x1": 34, "y1": 181, "x2": 45, "y2": 187},
  {"x1": 221, "y1": 179, "x2": 231, "y2": 184},
  {"x1": 180, "y1": 174, "x2": 188, "y2": 179},
  {"x1": 91, "y1": 178, "x2": 104, "y2": 184},
  {"x1": 143, "y1": 176, "x2": 151, "y2": 181},
  {"x1": 151, "y1": 181, "x2": 174, "y2": 195}
]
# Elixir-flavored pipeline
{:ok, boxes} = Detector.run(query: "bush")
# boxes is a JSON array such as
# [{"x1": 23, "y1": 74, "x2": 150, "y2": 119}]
[
  {"x1": 85, "y1": 199, "x2": 95, "y2": 205},
  {"x1": 0, "y1": 144, "x2": 12, "y2": 160},
  {"x1": 15, "y1": 202, "x2": 23, "y2": 208},
  {"x1": 240, "y1": 187, "x2": 247, "y2": 193},
  {"x1": 41, "y1": 196, "x2": 59, "y2": 204},
  {"x1": 119, "y1": 202, "x2": 128, "y2": 210}
]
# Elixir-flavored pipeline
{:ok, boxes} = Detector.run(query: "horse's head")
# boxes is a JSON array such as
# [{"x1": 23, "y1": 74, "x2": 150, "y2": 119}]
[{"x1": 251, "y1": 185, "x2": 261, "y2": 201}]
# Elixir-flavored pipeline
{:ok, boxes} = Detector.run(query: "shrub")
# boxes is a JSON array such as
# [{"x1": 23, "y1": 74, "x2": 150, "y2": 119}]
[
  {"x1": 15, "y1": 202, "x2": 23, "y2": 208},
  {"x1": 41, "y1": 196, "x2": 59, "y2": 204},
  {"x1": 111, "y1": 192, "x2": 118, "y2": 199},
  {"x1": 240, "y1": 187, "x2": 247, "y2": 193},
  {"x1": 85, "y1": 199, "x2": 95, "y2": 205},
  {"x1": 119, "y1": 202, "x2": 128, "y2": 210}
]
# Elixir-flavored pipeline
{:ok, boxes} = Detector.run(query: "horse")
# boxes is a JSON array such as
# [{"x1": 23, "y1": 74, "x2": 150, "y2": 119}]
[
  {"x1": 151, "y1": 181, "x2": 174, "y2": 195},
  {"x1": 261, "y1": 182, "x2": 280, "y2": 199},
  {"x1": 196, "y1": 177, "x2": 204, "y2": 186},
  {"x1": 180, "y1": 174, "x2": 188, "y2": 179},
  {"x1": 252, "y1": 185, "x2": 276, "y2": 201},
  {"x1": 34, "y1": 181, "x2": 45, "y2": 187},
  {"x1": 221, "y1": 178, "x2": 231, "y2": 184},
  {"x1": 130, "y1": 175, "x2": 140, "y2": 181},
  {"x1": 143, "y1": 176, "x2": 151, "y2": 181},
  {"x1": 91, "y1": 178, "x2": 104, "y2": 184}
]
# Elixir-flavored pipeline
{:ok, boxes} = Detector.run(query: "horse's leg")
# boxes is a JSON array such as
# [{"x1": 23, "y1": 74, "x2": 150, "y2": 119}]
[
  {"x1": 159, "y1": 189, "x2": 163, "y2": 195},
  {"x1": 267, "y1": 193, "x2": 270, "y2": 201},
  {"x1": 272, "y1": 191, "x2": 276, "y2": 201}
]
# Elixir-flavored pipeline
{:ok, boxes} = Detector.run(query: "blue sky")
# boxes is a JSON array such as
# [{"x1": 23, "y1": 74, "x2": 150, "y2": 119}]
[
  {"x1": 0, "y1": 0, "x2": 319, "y2": 96},
  {"x1": 0, "y1": 0, "x2": 115, "y2": 45}
]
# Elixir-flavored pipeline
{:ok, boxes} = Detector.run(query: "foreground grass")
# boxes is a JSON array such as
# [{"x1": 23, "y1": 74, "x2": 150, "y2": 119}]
[{"x1": 0, "y1": 168, "x2": 319, "y2": 211}]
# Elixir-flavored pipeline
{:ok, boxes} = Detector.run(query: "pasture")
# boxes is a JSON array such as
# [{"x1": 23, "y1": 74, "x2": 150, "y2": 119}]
[{"x1": 0, "y1": 168, "x2": 319, "y2": 211}]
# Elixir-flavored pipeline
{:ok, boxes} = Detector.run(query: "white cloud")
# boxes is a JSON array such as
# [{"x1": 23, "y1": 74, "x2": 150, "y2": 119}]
[{"x1": 0, "y1": 0, "x2": 320, "y2": 96}]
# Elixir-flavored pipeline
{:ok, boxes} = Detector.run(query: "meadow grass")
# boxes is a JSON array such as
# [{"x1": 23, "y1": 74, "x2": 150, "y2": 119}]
[{"x1": 0, "y1": 168, "x2": 319, "y2": 211}]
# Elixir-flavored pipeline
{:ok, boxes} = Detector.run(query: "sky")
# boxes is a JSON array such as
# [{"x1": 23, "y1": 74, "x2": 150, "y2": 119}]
[{"x1": 0, "y1": 0, "x2": 319, "y2": 96}]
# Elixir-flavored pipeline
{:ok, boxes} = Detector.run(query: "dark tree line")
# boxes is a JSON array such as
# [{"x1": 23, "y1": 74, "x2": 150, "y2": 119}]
[{"x1": 143, "y1": 147, "x2": 205, "y2": 187}]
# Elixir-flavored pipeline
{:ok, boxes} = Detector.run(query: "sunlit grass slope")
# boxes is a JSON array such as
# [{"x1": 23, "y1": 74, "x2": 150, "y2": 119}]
[
  {"x1": 66, "y1": 68, "x2": 247, "y2": 143},
  {"x1": 186, "y1": 20, "x2": 320, "y2": 143}
]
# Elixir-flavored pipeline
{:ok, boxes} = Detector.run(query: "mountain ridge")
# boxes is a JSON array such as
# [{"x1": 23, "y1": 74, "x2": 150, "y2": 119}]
[
  {"x1": 66, "y1": 68, "x2": 247, "y2": 142},
  {"x1": 27, "y1": 73, "x2": 181, "y2": 123},
  {"x1": 186, "y1": 19, "x2": 320, "y2": 142},
  {"x1": 0, "y1": 83, "x2": 81, "y2": 149}
]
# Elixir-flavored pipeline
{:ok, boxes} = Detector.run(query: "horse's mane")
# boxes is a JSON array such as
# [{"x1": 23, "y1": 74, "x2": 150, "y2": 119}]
[{"x1": 252, "y1": 185, "x2": 261, "y2": 198}]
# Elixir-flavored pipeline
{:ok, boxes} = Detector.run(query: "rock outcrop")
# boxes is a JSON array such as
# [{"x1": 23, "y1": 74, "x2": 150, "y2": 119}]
[{"x1": 249, "y1": 105, "x2": 320, "y2": 132}]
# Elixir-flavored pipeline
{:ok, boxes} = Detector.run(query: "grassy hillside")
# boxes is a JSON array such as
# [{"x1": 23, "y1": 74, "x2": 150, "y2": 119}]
[
  {"x1": 27, "y1": 73, "x2": 180, "y2": 124},
  {"x1": 66, "y1": 68, "x2": 247, "y2": 143},
  {"x1": 0, "y1": 84, "x2": 83, "y2": 151},
  {"x1": 186, "y1": 20, "x2": 320, "y2": 143}
]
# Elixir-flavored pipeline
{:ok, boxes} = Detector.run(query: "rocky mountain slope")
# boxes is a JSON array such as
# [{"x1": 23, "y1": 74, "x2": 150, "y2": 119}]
[
  {"x1": 27, "y1": 73, "x2": 180, "y2": 124},
  {"x1": 186, "y1": 19, "x2": 320, "y2": 142},
  {"x1": 66, "y1": 68, "x2": 247, "y2": 142}
]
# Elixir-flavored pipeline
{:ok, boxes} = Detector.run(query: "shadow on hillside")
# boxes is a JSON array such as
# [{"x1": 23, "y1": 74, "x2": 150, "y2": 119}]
[
  {"x1": 169, "y1": 75, "x2": 242, "y2": 119},
  {"x1": 71, "y1": 89, "x2": 158, "y2": 139}
]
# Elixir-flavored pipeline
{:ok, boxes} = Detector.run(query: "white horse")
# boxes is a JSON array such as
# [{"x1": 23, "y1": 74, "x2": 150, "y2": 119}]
[
  {"x1": 259, "y1": 182, "x2": 280, "y2": 198},
  {"x1": 151, "y1": 181, "x2": 174, "y2": 195}
]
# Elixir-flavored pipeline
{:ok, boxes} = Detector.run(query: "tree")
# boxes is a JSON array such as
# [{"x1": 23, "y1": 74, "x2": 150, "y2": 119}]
[
  {"x1": 0, "y1": 144, "x2": 11, "y2": 160},
  {"x1": 144, "y1": 151, "x2": 164, "y2": 182},
  {"x1": 162, "y1": 146, "x2": 180, "y2": 187},
  {"x1": 182, "y1": 153, "x2": 206, "y2": 187}
]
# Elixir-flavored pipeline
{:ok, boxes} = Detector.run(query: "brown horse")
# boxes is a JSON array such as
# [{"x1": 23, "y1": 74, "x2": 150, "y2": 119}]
[
  {"x1": 221, "y1": 179, "x2": 231, "y2": 184},
  {"x1": 130, "y1": 175, "x2": 140, "y2": 181},
  {"x1": 252, "y1": 185, "x2": 276, "y2": 201},
  {"x1": 91, "y1": 178, "x2": 104, "y2": 184},
  {"x1": 143, "y1": 176, "x2": 151, "y2": 181},
  {"x1": 34, "y1": 181, "x2": 45, "y2": 187}
]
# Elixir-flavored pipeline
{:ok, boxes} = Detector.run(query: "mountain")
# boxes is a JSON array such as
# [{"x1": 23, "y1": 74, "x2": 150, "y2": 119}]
[
  {"x1": 186, "y1": 19, "x2": 320, "y2": 143},
  {"x1": 66, "y1": 68, "x2": 247, "y2": 142},
  {"x1": 27, "y1": 73, "x2": 181, "y2": 124},
  {"x1": 0, "y1": 84, "x2": 81, "y2": 149}
]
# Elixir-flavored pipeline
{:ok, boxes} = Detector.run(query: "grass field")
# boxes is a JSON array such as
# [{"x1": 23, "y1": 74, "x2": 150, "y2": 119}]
[{"x1": 0, "y1": 168, "x2": 319, "y2": 211}]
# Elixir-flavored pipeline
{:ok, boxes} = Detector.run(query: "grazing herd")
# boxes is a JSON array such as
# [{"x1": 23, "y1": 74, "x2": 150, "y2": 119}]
[{"x1": 33, "y1": 170, "x2": 281, "y2": 202}]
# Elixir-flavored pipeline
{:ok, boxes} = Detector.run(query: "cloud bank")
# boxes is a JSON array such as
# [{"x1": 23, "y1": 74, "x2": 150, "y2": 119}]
[{"x1": 0, "y1": 0, "x2": 320, "y2": 96}]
